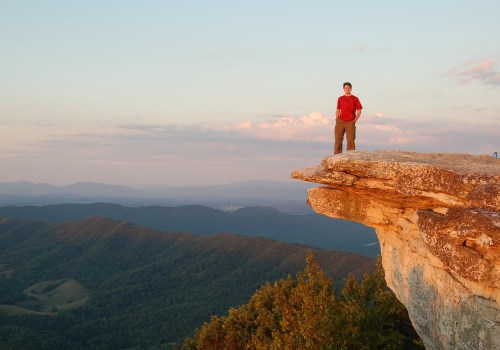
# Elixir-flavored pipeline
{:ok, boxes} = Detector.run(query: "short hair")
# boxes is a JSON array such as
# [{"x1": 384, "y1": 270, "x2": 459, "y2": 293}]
[{"x1": 343, "y1": 82, "x2": 352, "y2": 88}]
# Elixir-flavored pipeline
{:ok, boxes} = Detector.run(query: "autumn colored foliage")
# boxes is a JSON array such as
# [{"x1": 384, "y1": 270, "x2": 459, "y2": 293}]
[{"x1": 184, "y1": 253, "x2": 423, "y2": 350}]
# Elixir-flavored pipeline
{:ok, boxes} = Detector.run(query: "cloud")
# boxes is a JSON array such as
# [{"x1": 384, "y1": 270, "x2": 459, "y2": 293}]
[
  {"x1": 29, "y1": 112, "x2": 499, "y2": 159},
  {"x1": 300, "y1": 112, "x2": 330, "y2": 126},
  {"x1": 259, "y1": 117, "x2": 297, "y2": 129},
  {"x1": 219, "y1": 112, "x2": 333, "y2": 143},
  {"x1": 358, "y1": 114, "x2": 411, "y2": 146},
  {"x1": 387, "y1": 136, "x2": 411, "y2": 144},
  {"x1": 231, "y1": 122, "x2": 252, "y2": 130},
  {"x1": 448, "y1": 59, "x2": 500, "y2": 87},
  {"x1": 4, "y1": 111, "x2": 499, "y2": 186}
]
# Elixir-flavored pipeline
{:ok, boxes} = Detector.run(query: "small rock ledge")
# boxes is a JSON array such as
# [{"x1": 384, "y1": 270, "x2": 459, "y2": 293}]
[{"x1": 292, "y1": 150, "x2": 499, "y2": 350}]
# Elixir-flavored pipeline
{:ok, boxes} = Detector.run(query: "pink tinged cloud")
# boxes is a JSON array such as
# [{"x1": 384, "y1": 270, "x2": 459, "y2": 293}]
[
  {"x1": 300, "y1": 112, "x2": 330, "y2": 126},
  {"x1": 227, "y1": 122, "x2": 252, "y2": 130},
  {"x1": 258, "y1": 117, "x2": 297, "y2": 129},
  {"x1": 371, "y1": 124, "x2": 402, "y2": 133},
  {"x1": 221, "y1": 113, "x2": 333, "y2": 142},
  {"x1": 450, "y1": 59, "x2": 500, "y2": 87},
  {"x1": 387, "y1": 136, "x2": 411, "y2": 144},
  {"x1": 222, "y1": 112, "x2": 417, "y2": 146},
  {"x1": 360, "y1": 120, "x2": 412, "y2": 146}
]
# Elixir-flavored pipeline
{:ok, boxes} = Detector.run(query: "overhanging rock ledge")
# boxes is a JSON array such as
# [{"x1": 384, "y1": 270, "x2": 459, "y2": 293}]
[{"x1": 292, "y1": 150, "x2": 499, "y2": 350}]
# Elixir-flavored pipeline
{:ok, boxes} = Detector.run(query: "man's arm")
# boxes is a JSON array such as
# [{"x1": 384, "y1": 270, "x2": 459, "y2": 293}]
[
  {"x1": 354, "y1": 109, "x2": 361, "y2": 123},
  {"x1": 335, "y1": 109, "x2": 340, "y2": 119}
]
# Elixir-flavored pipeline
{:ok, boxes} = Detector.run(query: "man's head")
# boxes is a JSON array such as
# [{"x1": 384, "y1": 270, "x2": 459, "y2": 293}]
[{"x1": 343, "y1": 82, "x2": 352, "y2": 95}]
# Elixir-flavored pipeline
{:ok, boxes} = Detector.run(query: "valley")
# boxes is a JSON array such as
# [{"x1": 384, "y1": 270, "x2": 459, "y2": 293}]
[{"x1": 0, "y1": 216, "x2": 375, "y2": 348}]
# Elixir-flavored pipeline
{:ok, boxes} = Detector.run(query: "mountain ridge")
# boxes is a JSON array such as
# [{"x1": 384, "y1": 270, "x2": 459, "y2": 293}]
[
  {"x1": 0, "y1": 180, "x2": 313, "y2": 213},
  {"x1": 0, "y1": 203, "x2": 379, "y2": 256}
]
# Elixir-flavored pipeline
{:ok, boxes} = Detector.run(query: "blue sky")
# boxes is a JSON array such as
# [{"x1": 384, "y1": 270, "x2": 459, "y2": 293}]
[{"x1": 1, "y1": 1, "x2": 499, "y2": 186}]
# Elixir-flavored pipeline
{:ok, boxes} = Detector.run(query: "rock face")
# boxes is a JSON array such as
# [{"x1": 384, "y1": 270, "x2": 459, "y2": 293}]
[{"x1": 292, "y1": 151, "x2": 500, "y2": 350}]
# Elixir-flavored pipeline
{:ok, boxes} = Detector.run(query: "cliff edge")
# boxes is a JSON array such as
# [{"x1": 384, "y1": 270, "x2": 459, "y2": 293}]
[{"x1": 292, "y1": 150, "x2": 499, "y2": 350}]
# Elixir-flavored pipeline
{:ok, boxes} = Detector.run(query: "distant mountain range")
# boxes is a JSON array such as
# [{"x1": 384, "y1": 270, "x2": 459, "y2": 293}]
[
  {"x1": 0, "y1": 203, "x2": 379, "y2": 257},
  {"x1": 0, "y1": 180, "x2": 315, "y2": 213},
  {"x1": 0, "y1": 217, "x2": 375, "y2": 348}
]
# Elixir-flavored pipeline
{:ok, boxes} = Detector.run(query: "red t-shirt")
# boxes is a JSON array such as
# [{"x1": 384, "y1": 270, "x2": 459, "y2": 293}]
[{"x1": 337, "y1": 95, "x2": 362, "y2": 121}]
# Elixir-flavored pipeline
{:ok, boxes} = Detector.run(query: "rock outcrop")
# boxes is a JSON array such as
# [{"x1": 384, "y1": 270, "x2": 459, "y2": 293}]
[{"x1": 292, "y1": 151, "x2": 499, "y2": 350}]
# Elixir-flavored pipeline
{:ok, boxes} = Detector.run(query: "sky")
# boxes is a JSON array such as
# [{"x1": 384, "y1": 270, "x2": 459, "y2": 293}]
[{"x1": 1, "y1": 0, "x2": 499, "y2": 187}]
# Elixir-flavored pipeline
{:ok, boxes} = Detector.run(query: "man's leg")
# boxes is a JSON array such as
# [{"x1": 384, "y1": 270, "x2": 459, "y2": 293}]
[
  {"x1": 334, "y1": 120, "x2": 345, "y2": 154},
  {"x1": 345, "y1": 121, "x2": 356, "y2": 151}
]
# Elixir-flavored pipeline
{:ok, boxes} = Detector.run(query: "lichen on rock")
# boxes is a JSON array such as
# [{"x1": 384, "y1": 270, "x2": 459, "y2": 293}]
[{"x1": 292, "y1": 150, "x2": 500, "y2": 350}]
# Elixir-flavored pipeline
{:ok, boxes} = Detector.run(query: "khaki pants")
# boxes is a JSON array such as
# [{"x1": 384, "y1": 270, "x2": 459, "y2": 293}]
[{"x1": 334, "y1": 119, "x2": 356, "y2": 154}]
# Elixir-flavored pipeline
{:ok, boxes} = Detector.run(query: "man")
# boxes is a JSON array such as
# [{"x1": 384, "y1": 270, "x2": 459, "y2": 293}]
[{"x1": 334, "y1": 82, "x2": 363, "y2": 154}]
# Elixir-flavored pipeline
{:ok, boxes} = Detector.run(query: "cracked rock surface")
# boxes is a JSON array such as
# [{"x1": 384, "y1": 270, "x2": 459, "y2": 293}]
[{"x1": 292, "y1": 151, "x2": 499, "y2": 350}]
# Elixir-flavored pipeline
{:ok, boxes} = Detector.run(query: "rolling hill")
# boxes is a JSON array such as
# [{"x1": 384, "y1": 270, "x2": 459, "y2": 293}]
[
  {"x1": 0, "y1": 217, "x2": 375, "y2": 349},
  {"x1": 0, "y1": 203, "x2": 379, "y2": 257}
]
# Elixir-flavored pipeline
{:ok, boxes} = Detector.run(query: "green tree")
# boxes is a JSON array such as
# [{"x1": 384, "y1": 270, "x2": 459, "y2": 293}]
[
  {"x1": 331, "y1": 260, "x2": 418, "y2": 349},
  {"x1": 271, "y1": 253, "x2": 336, "y2": 349},
  {"x1": 183, "y1": 253, "x2": 423, "y2": 350}
]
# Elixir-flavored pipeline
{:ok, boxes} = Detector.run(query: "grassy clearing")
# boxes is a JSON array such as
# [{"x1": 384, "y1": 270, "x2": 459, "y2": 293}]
[
  {"x1": 0, "y1": 279, "x2": 90, "y2": 315},
  {"x1": 0, "y1": 264, "x2": 14, "y2": 278},
  {"x1": 0, "y1": 304, "x2": 54, "y2": 316}
]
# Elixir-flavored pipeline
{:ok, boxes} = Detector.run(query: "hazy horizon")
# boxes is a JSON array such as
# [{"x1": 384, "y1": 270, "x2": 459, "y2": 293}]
[
  {"x1": 0, "y1": 177, "x2": 309, "y2": 189},
  {"x1": 0, "y1": 179, "x2": 316, "y2": 213},
  {"x1": 1, "y1": 1, "x2": 499, "y2": 187}
]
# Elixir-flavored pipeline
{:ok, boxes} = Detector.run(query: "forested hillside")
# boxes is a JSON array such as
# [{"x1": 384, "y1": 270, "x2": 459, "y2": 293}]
[
  {"x1": 0, "y1": 217, "x2": 374, "y2": 349},
  {"x1": 0, "y1": 203, "x2": 379, "y2": 256},
  {"x1": 184, "y1": 254, "x2": 424, "y2": 350}
]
